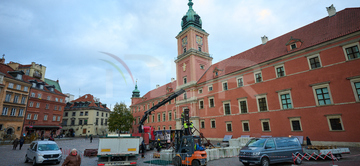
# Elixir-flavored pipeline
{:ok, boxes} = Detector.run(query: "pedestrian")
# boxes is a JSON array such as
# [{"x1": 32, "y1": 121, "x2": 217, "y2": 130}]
[
  {"x1": 140, "y1": 140, "x2": 146, "y2": 158},
  {"x1": 156, "y1": 139, "x2": 162, "y2": 152},
  {"x1": 306, "y1": 136, "x2": 312, "y2": 146},
  {"x1": 19, "y1": 136, "x2": 25, "y2": 150},
  {"x1": 41, "y1": 134, "x2": 44, "y2": 140},
  {"x1": 12, "y1": 138, "x2": 19, "y2": 150},
  {"x1": 90, "y1": 135, "x2": 93, "y2": 143},
  {"x1": 62, "y1": 148, "x2": 81, "y2": 166}
]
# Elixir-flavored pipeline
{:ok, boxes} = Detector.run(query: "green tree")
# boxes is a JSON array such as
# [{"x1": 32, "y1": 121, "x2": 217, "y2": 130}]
[{"x1": 108, "y1": 102, "x2": 134, "y2": 133}]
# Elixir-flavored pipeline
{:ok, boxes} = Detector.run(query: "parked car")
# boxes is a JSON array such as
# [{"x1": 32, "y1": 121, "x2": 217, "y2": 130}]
[
  {"x1": 25, "y1": 140, "x2": 62, "y2": 165},
  {"x1": 239, "y1": 137, "x2": 303, "y2": 166}
]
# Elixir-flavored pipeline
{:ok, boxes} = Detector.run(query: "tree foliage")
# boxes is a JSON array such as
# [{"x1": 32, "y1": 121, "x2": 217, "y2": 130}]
[{"x1": 108, "y1": 102, "x2": 134, "y2": 133}]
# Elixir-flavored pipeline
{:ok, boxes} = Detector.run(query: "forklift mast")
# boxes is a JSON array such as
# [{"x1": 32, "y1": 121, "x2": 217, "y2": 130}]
[{"x1": 138, "y1": 89, "x2": 185, "y2": 133}]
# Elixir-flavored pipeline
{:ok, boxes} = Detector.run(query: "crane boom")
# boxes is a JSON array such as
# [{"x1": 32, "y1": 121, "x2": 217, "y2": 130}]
[{"x1": 138, "y1": 89, "x2": 185, "y2": 133}]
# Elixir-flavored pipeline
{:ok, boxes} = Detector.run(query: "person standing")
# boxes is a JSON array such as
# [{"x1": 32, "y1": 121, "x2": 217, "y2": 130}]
[
  {"x1": 12, "y1": 138, "x2": 19, "y2": 150},
  {"x1": 156, "y1": 139, "x2": 162, "y2": 152},
  {"x1": 184, "y1": 122, "x2": 189, "y2": 135},
  {"x1": 189, "y1": 121, "x2": 194, "y2": 135},
  {"x1": 19, "y1": 137, "x2": 25, "y2": 150},
  {"x1": 181, "y1": 111, "x2": 185, "y2": 125},
  {"x1": 90, "y1": 135, "x2": 93, "y2": 143},
  {"x1": 62, "y1": 148, "x2": 81, "y2": 166},
  {"x1": 140, "y1": 140, "x2": 146, "y2": 158}
]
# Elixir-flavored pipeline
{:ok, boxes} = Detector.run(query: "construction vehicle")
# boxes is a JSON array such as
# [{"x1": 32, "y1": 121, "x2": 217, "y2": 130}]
[
  {"x1": 132, "y1": 126, "x2": 155, "y2": 150},
  {"x1": 97, "y1": 134, "x2": 139, "y2": 166}
]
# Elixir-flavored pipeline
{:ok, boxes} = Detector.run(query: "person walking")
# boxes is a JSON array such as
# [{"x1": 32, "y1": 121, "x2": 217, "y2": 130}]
[
  {"x1": 90, "y1": 135, "x2": 93, "y2": 143},
  {"x1": 12, "y1": 138, "x2": 19, "y2": 150},
  {"x1": 62, "y1": 148, "x2": 81, "y2": 166},
  {"x1": 19, "y1": 137, "x2": 25, "y2": 150}
]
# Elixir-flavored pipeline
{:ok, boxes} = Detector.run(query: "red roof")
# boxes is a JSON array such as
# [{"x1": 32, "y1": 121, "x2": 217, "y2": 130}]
[
  {"x1": 70, "y1": 94, "x2": 110, "y2": 110},
  {"x1": 18, "y1": 64, "x2": 32, "y2": 68},
  {"x1": 197, "y1": 8, "x2": 360, "y2": 83}
]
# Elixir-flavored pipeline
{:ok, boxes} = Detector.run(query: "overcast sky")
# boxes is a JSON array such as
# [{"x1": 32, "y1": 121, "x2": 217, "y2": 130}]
[{"x1": 1, "y1": 0, "x2": 359, "y2": 109}]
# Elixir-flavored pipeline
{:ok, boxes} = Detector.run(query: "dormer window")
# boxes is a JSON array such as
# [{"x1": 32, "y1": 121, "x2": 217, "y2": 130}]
[
  {"x1": 39, "y1": 84, "x2": 44, "y2": 90},
  {"x1": 286, "y1": 37, "x2": 302, "y2": 51},
  {"x1": 215, "y1": 72, "x2": 218, "y2": 76},
  {"x1": 290, "y1": 43, "x2": 297, "y2": 50},
  {"x1": 32, "y1": 82, "x2": 36, "y2": 88},
  {"x1": 16, "y1": 74, "x2": 22, "y2": 80}
]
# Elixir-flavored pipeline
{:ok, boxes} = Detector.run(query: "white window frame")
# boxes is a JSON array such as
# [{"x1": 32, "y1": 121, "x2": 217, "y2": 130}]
[
  {"x1": 349, "y1": 77, "x2": 360, "y2": 102},
  {"x1": 29, "y1": 102, "x2": 34, "y2": 107},
  {"x1": 47, "y1": 96, "x2": 51, "y2": 100},
  {"x1": 311, "y1": 83, "x2": 333, "y2": 106},
  {"x1": 256, "y1": 94, "x2": 268, "y2": 112},
  {"x1": 44, "y1": 114, "x2": 48, "y2": 121},
  {"x1": 53, "y1": 115, "x2": 56, "y2": 121},
  {"x1": 222, "y1": 81, "x2": 228, "y2": 91},
  {"x1": 198, "y1": 99, "x2": 204, "y2": 109},
  {"x1": 31, "y1": 92, "x2": 35, "y2": 97},
  {"x1": 10, "y1": 108, "x2": 16, "y2": 116},
  {"x1": 208, "y1": 97, "x2": 215, "y2": 108},
  {"x1": 16, "y1": 84, "x2": 21, "y2": 90},
  {"x1": 289, "y1": 117, "x2": 302, "y2": 131},
  {"x1": 237, "y1": 76, "x2": 244, "y2": 87},
  {"x1": 57, "y1": 116, "x2": 61, "y2": 121},
  {"x1": 225, "y1": 121, "x2": 232, "y2": 132},
  {"x1": 200, "y1": 120, "x2": 205, "y2": 129},
  {"x1": 33, "y1": 114, "x2": 38, "y2": 120},
  {"x1": 37, "y1": 93, "x2": 41, "y2": 99},
  {"x1": 23, "y1": 86, "x2": 28, "y2": 92},
  {"x1": 277, "y1": 89, "x2": 293, "y2": 109},
  {"x1": 290, "y1": 43, "x2": 297, "y2": 50},
  {"x1": 238, "y1": 97, "x2": 248, "y2": 114},
  {"x1": 157, "y1": 113, "x2": 160, "y2": 122},
  {"x1": 210, "y1": 119, "x2": 216, "y2": 128},
  {"x1": 208, "y1": 85, "x2": 213, "y2": 91},
  {"x1": 222, "y1": 101, "x2": 231, "y2": 115},
  {"x1": 342, "y1": 42, "x2": 360, "y2": 61},
  {"x1": 18, "y1": 109, "x2": 24, "y2": 117},
  {"x1": 198, "y1": 88, "x2": 203, "y2": 94},
  {"x1": 2, "y1": 107, "x2": 8, "y2": 115},
  {"x1": 254, "y1": 70, "x2": 262, "y2": 83},
  {"x1": 261, "y1": 119, "x2": 271, "y2": 132},
  {"x1": 168, "y1": 111, "x2": 172, "y2": 121},
  {"x1": 163, "y1": 112, "x2": 166, "y2": 122},
  {"x1": 242, "y1": 120, "x2": 250, "y2": 132},
  {"x1": 163, "y1": 126, "x2": 166, "y2": 130},
  {"x1": 326, "y1": 114, "x2": 344, "y2": 131},
  {"x1": 36, "y1": 103, "x2": 40, "y2": 108},
  {"x1": 27, "y1": 114, "x2": 32, "y2": 120},
  {"x1": 307, "y1": 54, "x2": 322, "y2": 70},
  {"x1": 274, "y1": 64, "x2": 286, "y2": 78}
]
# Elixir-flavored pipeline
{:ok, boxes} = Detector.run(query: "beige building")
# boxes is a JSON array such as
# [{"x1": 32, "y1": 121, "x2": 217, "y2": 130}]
[
  {"x1": 0, "y1": 59, "x2": 31, "y2": 139},
  {"x1": 8, "y1": 62, "x2": 47, "y2": 81},
  {"x1": 61, "y1": 94, "x2": 110, "y2": 137}
]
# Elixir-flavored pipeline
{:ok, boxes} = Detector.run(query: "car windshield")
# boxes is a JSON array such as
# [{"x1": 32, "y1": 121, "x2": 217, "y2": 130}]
[
  {"x1": 38, "y1": 144, "x2": 59, "y2": 151},
  {"x1": 246, "y1": 138, "x2": 266, "y2": 147}
]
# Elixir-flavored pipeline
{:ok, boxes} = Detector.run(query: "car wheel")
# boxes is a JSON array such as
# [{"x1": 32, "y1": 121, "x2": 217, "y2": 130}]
[
  {"x1": 172, "y1": 156, "x2": 182, "y2": 166},
  {"x1": 32, "y1": 158, "x2": 37, "y2": 166},
  {"x1": 295, "y1": 157, "x2": 302, "y2": 165},
  {"x1": 24, "y1": 155, "x2": 29, "y2": 163},
  {"x1": 261, "y1": 157, "x2": 269, "y2": 166},
  {"x1": 192, "y1": 160, "x2": 200, "y2": 166},
  {"x1": 242, "y1": 162, "x2": 250, "y2": 166}
]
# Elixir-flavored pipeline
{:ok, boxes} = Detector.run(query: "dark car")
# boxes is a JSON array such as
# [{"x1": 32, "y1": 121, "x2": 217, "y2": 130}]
[{"x1": 239, "y1": 137, "x2": 302, "y2": 166}]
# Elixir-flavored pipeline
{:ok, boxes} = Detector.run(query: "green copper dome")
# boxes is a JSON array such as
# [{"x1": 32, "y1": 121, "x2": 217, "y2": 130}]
[
  {"x1": 132, "y1": 82, "x2": 140, "y2": 98},
  {"x1": 181, "y1": 0, "x2": 202, "y2": 30}
]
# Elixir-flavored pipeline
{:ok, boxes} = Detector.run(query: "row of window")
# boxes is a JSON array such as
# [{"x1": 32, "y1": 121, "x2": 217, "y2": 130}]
[
  {"x1": 25, "y1": 113, "x2": 61, "y2": 122},
  {"x1": 28, "y1": 102, "x2": 62, "y2": 111},
  {"x1": 132, "y1": 98, "x2": 174, "y2": 113},
  {"x1": 2, "y1": 107, "x2": 24, "y2": 117},
  {"x1": 62, "y1": 118, "x2": 107, "y2": 126},
  {"x1": 64, "y1": 111, "x2": 108, "y2": 117},
  {"x1": 30, "y1": 92, "x2": 63, "y2": 102},
  {"x1": 198, "y1": 43, "x2": 360, "y2": 93},
  {"x1": 7, "y1": 83, "x2": 28, "y2": 92},
  {"x1": 5, "y1": 93, "x2": 27, "y2": 104},
  {"x1": 135, "y1": 110, "x2": 177, "y2": 125},
  {"x1": 198, "y1": 79, "x2": 360, "y2": 114},
  {"x1": 201, "y1": 114, "x2": 344, "y2": 132}
]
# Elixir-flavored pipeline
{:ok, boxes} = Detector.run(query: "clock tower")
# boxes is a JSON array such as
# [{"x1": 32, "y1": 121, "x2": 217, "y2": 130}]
[{"x1": 175, "y1": 0, "x2": 212, "y2": 89}]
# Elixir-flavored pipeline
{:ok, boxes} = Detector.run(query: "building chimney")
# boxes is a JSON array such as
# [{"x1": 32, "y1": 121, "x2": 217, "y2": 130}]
[
  {"x1": 156, "y1": 84, "x2": 160, "y2": 88},
  {"x1": 171, "y1": 78, "x2": 175, "y2": 82},
  {"x1": 0, "y1": 54, "x2": 5, "y2": 64},
  {"x1": 261, "y1": 35, "x2": 268, "y2": 45},
  {"x1": 326, "y1": 4, "x2": 336, "y2": 17}
]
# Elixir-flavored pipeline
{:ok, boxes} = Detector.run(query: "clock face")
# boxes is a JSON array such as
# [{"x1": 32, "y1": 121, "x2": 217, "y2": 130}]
[
  {"x1": 196, "y1": 36, "x2": 203, "y2": 45},
  {"x1": 182, "y1": 36, "x2": 188, "y2": 47}
]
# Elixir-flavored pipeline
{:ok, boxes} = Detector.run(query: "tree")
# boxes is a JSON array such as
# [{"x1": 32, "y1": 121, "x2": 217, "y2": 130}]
[{"x1": 108, "y1": 102, "x2": 134, "y2": 133}]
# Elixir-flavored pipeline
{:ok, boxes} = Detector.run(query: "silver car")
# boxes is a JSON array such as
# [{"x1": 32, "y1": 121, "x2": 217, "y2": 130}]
[{"x1": 25, "y1": 140, "x2": 62, "y2": 165}]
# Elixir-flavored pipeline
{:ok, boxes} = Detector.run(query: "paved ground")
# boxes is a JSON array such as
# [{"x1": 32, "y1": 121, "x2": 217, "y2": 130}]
[{"x1": 1, "y1": 137, "x2": 359, "y2": 166}]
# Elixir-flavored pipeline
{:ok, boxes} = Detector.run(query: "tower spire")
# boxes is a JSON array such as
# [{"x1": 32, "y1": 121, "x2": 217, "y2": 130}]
[
  {"x1": 132, "y1": 80, "x2": 140, "y2": 98},
  {"x1": 188, "y1": 0, "x2": 193, "y2": 9}
]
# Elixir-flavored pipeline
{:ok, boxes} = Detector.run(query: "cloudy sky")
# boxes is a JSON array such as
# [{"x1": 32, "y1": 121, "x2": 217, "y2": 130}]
[{"x1": 1, "y1": 0, "x2": 359, "y2": 109}]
